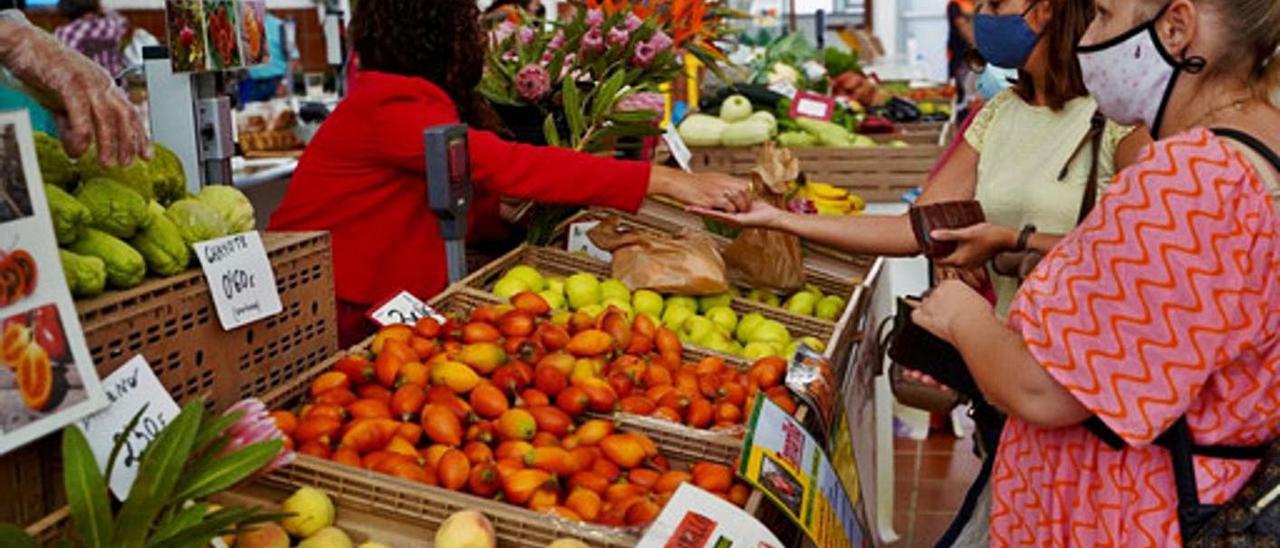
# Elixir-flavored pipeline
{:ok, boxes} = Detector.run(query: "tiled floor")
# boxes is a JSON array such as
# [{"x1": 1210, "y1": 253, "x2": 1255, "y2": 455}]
[{"x1": 891, "y1": 432, "x2": 983, "y2": 547}]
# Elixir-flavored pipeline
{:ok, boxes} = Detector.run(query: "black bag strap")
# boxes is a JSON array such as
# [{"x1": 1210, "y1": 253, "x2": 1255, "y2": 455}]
[
  {"x1": 1075, "y1": 114, "x2": 1107, "y2": 225},
  {"x1": 1213, "y1": 127, "x2": 1280, "y2": 173},
  {"x1": 1084, "y1": 415, "x2": 1270, "y2": 460}
]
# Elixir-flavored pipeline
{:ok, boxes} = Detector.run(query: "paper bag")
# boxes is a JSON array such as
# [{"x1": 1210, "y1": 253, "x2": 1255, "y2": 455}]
[
  {"x1": 722, "y1": 143, "x2": 807, "y2": 291},
  {"x1": 587, "y1": 217, "x2": 729, "y2": 295}
]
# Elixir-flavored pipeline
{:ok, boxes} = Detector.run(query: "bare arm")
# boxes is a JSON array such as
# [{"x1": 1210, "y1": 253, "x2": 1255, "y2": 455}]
[
  {"x1": 693, "y1": 138, "x2": 982, "y2": 257},
  {"x1": 913, "y1": 281, "x2": 1090, "y2": 428}
]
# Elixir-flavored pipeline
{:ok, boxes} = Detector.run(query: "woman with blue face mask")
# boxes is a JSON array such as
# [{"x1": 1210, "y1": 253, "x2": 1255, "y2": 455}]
[
  {"x1": 697, "y1": 4, "x2": 1149, "y2": 543},
  {"x1": 911, "y1": 0, "x2": 1280, "y2": 543}
]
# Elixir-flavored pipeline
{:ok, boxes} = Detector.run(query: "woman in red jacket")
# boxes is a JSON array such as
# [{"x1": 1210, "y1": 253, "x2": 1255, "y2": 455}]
[{"x1": 269, "y1": 0, "x2": 751, "y2": 346}]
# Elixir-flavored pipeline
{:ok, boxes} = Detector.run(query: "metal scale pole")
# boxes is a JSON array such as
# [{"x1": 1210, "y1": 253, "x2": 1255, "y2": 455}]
[{"x1": 425, "y1": 125, "x2": 472, "y2": 283}]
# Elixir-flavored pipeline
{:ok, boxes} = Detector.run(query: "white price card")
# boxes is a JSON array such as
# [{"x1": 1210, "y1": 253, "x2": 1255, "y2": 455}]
[
  {"x1": 637, "y1": 484, "x2": 784, "y2": 548},
  {"x1": 768, "y1": 80, "x2": 799, "y2": 100},
  {"x1": 663, "y1": 123, "x2": 693, "y2": 173},
  {"x1": 75, "y1": 356, "x2": 180, "y2": 499},
  {"x1": 194, "y1": 232, "x2": 283, "y2": 330},
  {"x1": 368, "y1": 290, "x2": 446, "y2": 327},
  {"x1": 566, "y1": 221, "x2": 613, "y2": 262}
]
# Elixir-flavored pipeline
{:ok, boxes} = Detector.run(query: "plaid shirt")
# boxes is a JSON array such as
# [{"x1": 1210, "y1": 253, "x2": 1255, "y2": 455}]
[{"x1": 54, "y1": 11, "x2": 128, "y2": 78}]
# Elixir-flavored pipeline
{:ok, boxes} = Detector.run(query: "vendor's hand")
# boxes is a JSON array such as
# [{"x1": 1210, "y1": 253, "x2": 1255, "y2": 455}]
[
  {"x1": 911, "y1": 280, "x2": 994, "y2": 344},
  {"x1": 0, "y1": 20, "x2": 150, "y2": 166},
  {"x1": 651, "y1": 167, "x2": 752, "y2": 212},
  {"x1": 932, "y1": 222, "x2": 1016, "y2": 270},
  {"x1": 688, "y1": 198, "x2": 784, "y2": 229}
]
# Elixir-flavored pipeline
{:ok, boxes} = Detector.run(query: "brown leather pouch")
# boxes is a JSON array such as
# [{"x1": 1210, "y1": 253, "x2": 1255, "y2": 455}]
[{"x1": 909, "y1": 200, "x2": 986, "y2": 258}]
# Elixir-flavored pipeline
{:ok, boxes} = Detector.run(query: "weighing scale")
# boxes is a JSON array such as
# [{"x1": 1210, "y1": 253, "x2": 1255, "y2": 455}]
[{"x1": 425, "y1": 124, "x2": 472, "y2": 283}]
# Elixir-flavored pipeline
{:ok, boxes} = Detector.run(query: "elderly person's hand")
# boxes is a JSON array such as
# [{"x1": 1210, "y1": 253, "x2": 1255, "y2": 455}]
[{"x1": 0, "y1": 14, "x2": 149, "y2": 166}]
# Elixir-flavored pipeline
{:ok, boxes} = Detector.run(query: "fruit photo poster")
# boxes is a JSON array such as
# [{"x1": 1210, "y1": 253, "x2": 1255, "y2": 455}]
[{"x1": 0, "y1": 111, "x2": 107, "y2": 455}]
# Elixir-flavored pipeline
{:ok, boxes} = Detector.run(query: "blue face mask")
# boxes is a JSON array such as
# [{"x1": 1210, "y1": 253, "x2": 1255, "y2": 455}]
[
  {"x1": 976, "y1": 65, "x2": 1018, "y2": 100},
  {"x1": 974, "y1": 1, "x2": 1044, "y2": 69}
]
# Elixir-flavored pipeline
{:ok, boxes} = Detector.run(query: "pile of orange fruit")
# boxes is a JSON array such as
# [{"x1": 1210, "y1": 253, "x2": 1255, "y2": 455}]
[{"x1": 268, "y1": 291, "x2": 770, "y2": 527}]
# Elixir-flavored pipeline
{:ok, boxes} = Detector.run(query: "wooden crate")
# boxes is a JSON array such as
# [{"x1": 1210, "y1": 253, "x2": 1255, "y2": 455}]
[
  {"x1": 685, "y1": 145, "x2": 943, "y2": 203},
  {"x1": 0, "y1": 231, "x2": 339, "y2": 527}
]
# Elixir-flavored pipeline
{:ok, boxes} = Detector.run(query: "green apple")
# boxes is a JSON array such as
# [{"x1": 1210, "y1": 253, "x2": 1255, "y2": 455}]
[
  {"x1": 802, "y1": 284, "x2": 824, "y2": 299},
  {"x1": 666, "y1": 295, "x2": 698, "y2": 313},
  {"x1": 800, "y1": 336, "x2": 826, "y2": 352},
  {"x1": 662, "y1": 306, "x2": 696, "y2": 332},
  {"x1": 743, "y1": 341, "x2": 780, "y2": 360},
  {"x1": 602, "y1": 298, "x2": 634, "y2": 318},
  {"x1": 748, "y1": 319, "x2": 791, "y2": 346},
  {"x1": 705, "y1": 306, "x2": 738, "y2": 334},
  {"x1": 538, "y1": 289, "x2": 567, "y2": 310},
  {"x1": 545, "y1": 277, "x2": 565, "y2": 296},
  {"x1": 698, "y1": 292, "x2": 733, "y2": 313},
  {"x1": 815, "y1": 295, "x2": 846, "y2": 321},
  {"x1": 633, "y1": 289, "x2": 664, "y2": 319},
  {"x1": 505, "y1": 264, "x2": 545, "y2": 292},
  {"x1": 704, "y1": 331, "x2": 738, "y2": 355},
  {"x1": 579, "y1": 304, "x2": 605, "y2": 319},
  {"x1": 600, "y1": 278, "x2": 631, "y2": 303},
  {"x1": 550, "y1": 310, "x2": 572, "y2": 327},
  {"x1": 565, "y1": 273, "x2": 601, "y2": 310},
  {"x1": 736, "y1": 312, "x2": 767, "y2": 343},
  {"x1": 748, "y1": 289, "x2": 781, "y2": 307},
  {"x1": 784, "y1": 292, "x2": 818, "y2": 316},
  {"x1": 493, "y1": 277, "x2": 530, "y2": 299},
  {"x1": 682, "y1": 316, "x2": 717, "y2": 345}
]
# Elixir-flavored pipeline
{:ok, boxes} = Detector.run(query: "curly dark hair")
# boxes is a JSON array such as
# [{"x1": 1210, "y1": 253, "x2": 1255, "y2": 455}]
[{"x1": 350, "y1": 0, "x2": 501, "y2": 130}]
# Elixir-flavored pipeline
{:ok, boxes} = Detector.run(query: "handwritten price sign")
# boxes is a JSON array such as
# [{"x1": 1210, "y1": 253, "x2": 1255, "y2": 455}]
[
  {"x1": 76, "y1": 356, "x2": 180, "y2": 498},
  {"x1": 194, "y1": 232, "x2": 283, "y2": 330},
  {"x1": 368, "y1": 290, "x2": 445, "y2": 327}
]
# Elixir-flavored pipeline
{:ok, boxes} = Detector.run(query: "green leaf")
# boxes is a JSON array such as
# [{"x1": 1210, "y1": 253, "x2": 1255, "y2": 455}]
[
  {"x1": 0, "y1": 524, "x2": 40, "y2": 548},
  {"x1": 105, "y1": 405, "x2": 149, "y2": 483},
  {"x1": 542, "y1": 115, "x2": 562, "y2": 147},
  {"x1": 609, "y1": 110, "x2": 659, "y2": 124},
  {"x1": 62, "y1": 426, "x2": 114, "y2": 548},
  {"x1": 112, "y1": 401, "x2": 203, "y2": 548},
  {"x1": 148, "y1": 502, "x2": 207, "y2": 545},
  {"x1": 172, "y1": 439, "x2": 281, "y2": 501},
  {"x1": 147, "y1": 506, "x2": 262, "y2": 548},
  {"x1": 562, "y1": 78, "x2": 584, "y2": 148},
  {"x1": 591, "y1": 70, "x2": 628, "y2": 122},
  {"x1": 191, "y1": 410, "x2": 240, "y2": 458}
]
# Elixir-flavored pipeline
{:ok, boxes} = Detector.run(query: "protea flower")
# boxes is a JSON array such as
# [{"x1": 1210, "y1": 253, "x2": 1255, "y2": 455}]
[
  {"x1": 607, "y1": 27, "x2": 630, "y2": 48},
  {"x1": 581, "y1": 27, "x2": 605, "y2": 53},
  {"x1": 615, "y1": 91, "x2": 665, "y2": 114},
  {"x1": 517, "y1": 26, "x2": 535, "y2": 45},
  {"x1": 222, "y1": 398, "x2": 294, "y2": 475},
  {"x1": 490, "y1": 20, "x2": 517, "y2": 46},
  {"x1": 547, "y1": 30, "x2": 566, "y2": 51},
  {"x1": 647, "y1": 30, "x2": 673, "y2": 52},
  {"x1": 501, "y1": 49, "x2": 519, "y2": 62},
  {"x1": 516, "y1": 64, "x2": 551, "y2": 101},
  {"x1": 624, "y1": 13, "x2": 643, "y2": 32},
  {"x1": 631, "y1": 41, "x2": 657, "y2": 67},
  {"x1": 585, "y1": 8, "x2": 603, "y2": 28}
]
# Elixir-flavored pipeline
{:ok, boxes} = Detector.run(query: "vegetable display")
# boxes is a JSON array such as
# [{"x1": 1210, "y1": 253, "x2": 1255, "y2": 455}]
[{"x1": 271, "y1": 294, "x2": 756, "y2": 528}]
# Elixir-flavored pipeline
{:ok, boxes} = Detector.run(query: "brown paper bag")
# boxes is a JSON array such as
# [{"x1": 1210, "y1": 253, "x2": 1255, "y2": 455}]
[
  {"x1": 722, "y1": 143, "x2": 807, "y2": 291},
  {"x1": 587, "y1": 216, "x2": 729, "y2": 295}
]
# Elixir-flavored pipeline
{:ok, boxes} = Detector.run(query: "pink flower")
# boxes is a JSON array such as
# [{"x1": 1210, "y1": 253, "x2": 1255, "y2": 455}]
[
  {"x1": 517, "y1": 26, "x2": 535, "y2": 45},
  {"x1": 490, "y1": 20, "x2": 518, "y2": 46},
  {"x1": 632, "y1": 41, "x2": 657, "y2": 66},
  {"x1": 607, "y1": 27, "x2": 630, "y2": 48},
  {"x1": 222, "y1": 399, "x2": 294, "y2": 475},
  {"x1": 647, "y1": 30, "x2": 673, "y2": 52},
  {"x1": 624, "y1": 13, "x2": 643, "y2": 32},
  {"x1": 516, "y1": 64, "x2": 551, "y2": 101},
  {"x1": 547, "y1": 30, "x2": 566, "y2": 51},
  {"x1": 585, "y1": 8, "x2": 604, "y2": 28},
  {"x1": 581, "y1": 27, "x2": 605, "y2": 53},
  {"x1": 615, "y1": 91, "x2": 665, "y2": 114},
  {"x1": 541, "y1": 52, "x2": 555, "y2": 65},
  {"x1": 502, "y1": 49, "x2": 519, "y2": 62}
]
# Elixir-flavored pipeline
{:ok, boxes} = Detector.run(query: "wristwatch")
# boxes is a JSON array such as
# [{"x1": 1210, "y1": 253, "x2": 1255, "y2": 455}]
[{"x1": 1015, "y1": 224, "x2": 1037, "y2": 252}]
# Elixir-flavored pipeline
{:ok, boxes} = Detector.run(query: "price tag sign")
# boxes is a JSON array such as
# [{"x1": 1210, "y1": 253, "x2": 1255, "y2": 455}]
[
  {"x1": 789, "y1": 91, "x2": 836, "y2": 122},
  {"x1": 194, "y1": 232, "x2": 283, "y2": 330},
  {"x1": 768, "y1": 81, "x2": 799, "y2": 100},
  {"x1": 663, "y1": 124, "x2": 693, "y2": 173},
  {"x1": 368, "y1": 290, "x2": 445, "y2": 327},
  {"x1": 566, "y1": 221, "x2": 613, "y2": 262},
  {"x1": 76, "y1": 356, "x2": 180, "y2": 499}
]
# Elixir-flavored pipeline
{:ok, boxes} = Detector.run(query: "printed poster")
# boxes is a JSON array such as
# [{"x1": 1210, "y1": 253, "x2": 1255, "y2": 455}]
[
  {"x1": 239, "y1": 0, "x2": 270, "y2": 67},
  {"x1": 739, "y1": 397, "x2": 866, "y2": 548},
  {"x1": 636, "y1": 483, "x2": 785, "y2": 548},
  {"x1": 204, "y1": 0, "x2": 245, "y2": 69},
  {"x1": 164, "y1": 0, "x2": 208, "y2": 72},
  {"x1": 0, "y1": 111, "x2": 107, "y2": 455},
  {"x1": 827, "y1": 294, "x2": 885, "y2": 545}
]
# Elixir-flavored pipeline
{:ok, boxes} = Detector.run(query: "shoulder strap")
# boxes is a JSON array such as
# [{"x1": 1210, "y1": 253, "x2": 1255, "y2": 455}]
[
  {"x1": 1076, "y1": 114, "x2": 1107, "y2": 225},
  {"x1": 1212, "y1": 128, "x2": 1280, "y2": 173}
]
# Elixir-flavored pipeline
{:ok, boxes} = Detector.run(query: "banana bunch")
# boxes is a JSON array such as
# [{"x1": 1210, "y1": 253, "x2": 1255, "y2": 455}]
[{"x1": 793, "y1": 181, "x2": 866, "y2": 216}]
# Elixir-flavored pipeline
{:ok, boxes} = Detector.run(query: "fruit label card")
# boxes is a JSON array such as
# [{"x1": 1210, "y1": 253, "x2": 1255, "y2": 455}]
[
  {"x1": 768, "y1": 81, "x2": 799, "y2": 100},
  {"x1": 790, "y1": 91, "x2": 836, "y2": 122},
  {"x1": 739, "y1": 397, "x2": 866, "y2": 548},
  {"x1": 368, "y1": 290, "x2": 445, "y2": 327},
  {"x1": 193, "y1": 231, "x2": 282, "y2": 330},
  {"x1": 636, "y1": 483, "x2": 784, "y2": 548},
  {"x1": 662, "y1": 124, "x2": 693, "y2": 173},
  {"x1": 0, "y1": 110, "x2": 108, "y2": 455},
  {"x1": 566, "y1": 221, "x2": 613, "y2": 262},
  {"x1": 238, "y1": 0, "x2": 269, "y2": 67},
  {"x1": 75, "y1": 355, "x2": 180, "y2": 498}
]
